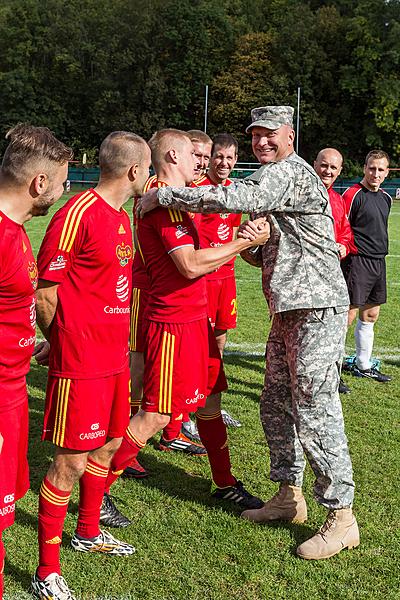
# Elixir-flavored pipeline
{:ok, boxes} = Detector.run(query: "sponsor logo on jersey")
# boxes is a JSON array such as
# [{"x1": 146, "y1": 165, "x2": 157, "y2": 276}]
[
  {"x1": 19, "y1": 334, "x2": 36, "y2": 348},
  {"x1": 49, "y1": 255, "x2": 67, "y2": 271},
  {"x1": 116, "y1": 275, "x2": 129, "y2": 302},
  {"x1": 118, "y1": 224, "x2": 126, "y2": 234},
  {"x1": 185, "y1": 389, "x2": 204, "y2": 405},
  {"x1": 210, "y1": 241, "x2": 223, "y2": 248},
  {"x1": 116, "y1": 242, "x2": 132, "y2": 267},
  {"x1": 0, "y1": 504, "x2": 15, "y2": 517},
  {"x1": 217, "y1": 223, "x2": 230, "y2": 241},
  {"x1": 91, "y1": 423, "x2": 100, "y2": 431},
  {"x1": 29, "y1": 297, "x2": 36, "y2": 329},
  {"x1": 175, "y1": 225, "x2": 189, "y2": 239},
  {"x1": 104, "y1": 306, "x2": 130, "y2": 314},
  {"x1": 28, "y1": 261, "x2": 38, "y2": 289},
  {"x1": 79, "y1": 428, "x2": 106, "y2": 441},
  {"x1": 3, "y1": 494, "x2": 14, "y2": 504}
]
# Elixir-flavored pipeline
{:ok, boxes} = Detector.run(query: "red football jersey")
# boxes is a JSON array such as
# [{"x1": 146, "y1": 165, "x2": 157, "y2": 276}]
[
  {"x1": 327, "y1": 187, "x2": 354, "y2": 258},
  {"x1": 131, "y1": 176, "x2": 167, "y2": 291},
  {"x1": 0, "y1": 211, "x2": 37, "y2": 409},
  {"x1": 137, "y1": 206, "x2": 207, "y2": 323},
  {"x1": 38, "y1": 189, "x2": 133, "y2": 379},
  {"x1": 194, "y1": 175, "x2": 241, "y2": 279}
]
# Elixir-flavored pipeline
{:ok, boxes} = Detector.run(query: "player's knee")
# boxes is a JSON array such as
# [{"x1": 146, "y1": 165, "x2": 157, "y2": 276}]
[{"x1": 50, "y1": 451, "x2": 88, "y2": 485}]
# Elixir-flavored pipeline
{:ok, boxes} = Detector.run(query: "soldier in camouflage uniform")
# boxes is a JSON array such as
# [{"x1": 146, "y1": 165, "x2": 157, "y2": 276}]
[{"x1": 137, "y1": 106, "x2": 360, "y2": 560}]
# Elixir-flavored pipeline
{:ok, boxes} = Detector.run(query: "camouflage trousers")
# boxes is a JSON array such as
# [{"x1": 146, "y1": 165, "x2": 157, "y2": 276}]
[{"x1": 261, "y1": 307, "x2": 355, "y2": 509}]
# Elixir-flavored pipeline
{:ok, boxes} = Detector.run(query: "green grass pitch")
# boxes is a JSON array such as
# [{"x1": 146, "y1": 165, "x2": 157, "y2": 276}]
[{"x1": 3, "y1": 192, "x2": 400, "y2": 599}]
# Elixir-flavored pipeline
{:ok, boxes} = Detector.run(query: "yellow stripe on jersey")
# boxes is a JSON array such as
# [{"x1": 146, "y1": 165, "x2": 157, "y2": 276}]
[
  {"x1": 129, "y1": 288, "x2": 141, "y2": 351},
  {"x1": 159, "y1": 331, "x2": 175, "y2": 414},
  {"x1": 58, "y1": 191, "x2": 97, "y2": 252},
  {"x1": 53, "y1": 378, "x2": 71, "y2": 447},
  {"x1": 40, "y1": 481, "x2": 70, "y2": 506},
  {"x1": 143, "y1": 174, "x2": 158, "y2": 193},
  {"x1": 85, "y1": 462, "x2": 108, "y2": 478},
  {"x1": 135, "y1": 234, "x2": 145, "y2": 264},
  {"x1": 167, "y1": 208, "x2": 183, "y2": 223}
]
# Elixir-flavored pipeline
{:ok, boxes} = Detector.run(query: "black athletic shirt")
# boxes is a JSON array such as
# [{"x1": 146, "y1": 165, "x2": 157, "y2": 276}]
[{"x1": 343, "y1": 183, "x2": 391, "y2": 258}]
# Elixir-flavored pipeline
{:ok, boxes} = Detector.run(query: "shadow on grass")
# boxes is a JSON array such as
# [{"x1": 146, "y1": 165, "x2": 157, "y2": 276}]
[{"x1": 4, "y1": 556, "x2": 32, "y2": 595}]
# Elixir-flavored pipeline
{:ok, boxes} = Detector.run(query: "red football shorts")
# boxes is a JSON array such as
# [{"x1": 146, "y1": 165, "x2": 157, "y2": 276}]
[
  {"x1": 142, "y1": 318, "x2": 227, "y2": 416},
  {"x1": 0, "y1": 390, "x2": 29, "y2": 532},
  {"x1": 207, "y1": 276, "x2": 237, "y2": 330},
  {"x1": 129, "y1": 287, "x2": 149, "y2": 353},
  {"x1": 42, "y1": 368, "x2": 130, "y2": 451}
]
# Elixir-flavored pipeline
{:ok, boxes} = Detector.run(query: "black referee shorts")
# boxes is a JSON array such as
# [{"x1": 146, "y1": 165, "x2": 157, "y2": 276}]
[{"x1": 341, "y1": 254, "x2": 387, "y2": 307}]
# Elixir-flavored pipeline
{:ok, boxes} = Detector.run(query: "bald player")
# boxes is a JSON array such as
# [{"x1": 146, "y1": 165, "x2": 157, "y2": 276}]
[
  {"x1": 31, "y1": 132, "x2": 150, "y2": 600},
  {"x1": 314, "y1": 148, "x2": 354, "y2": 394}
]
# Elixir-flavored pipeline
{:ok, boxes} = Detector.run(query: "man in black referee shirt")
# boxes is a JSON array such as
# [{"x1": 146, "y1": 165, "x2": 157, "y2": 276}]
[{"x1": 342, "y1": 149, "x2": 392, "y2": 382}]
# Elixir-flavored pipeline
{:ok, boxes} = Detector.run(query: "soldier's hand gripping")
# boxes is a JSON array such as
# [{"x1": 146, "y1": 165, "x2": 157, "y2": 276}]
[{"x1": 238, "y1": 217, "x2": 270, "y2": 245}]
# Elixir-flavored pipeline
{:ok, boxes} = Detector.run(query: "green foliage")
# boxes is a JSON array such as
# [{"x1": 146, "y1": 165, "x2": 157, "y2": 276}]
[{"x1": 0, "y1": 0, "x2": 400, "y2": 163}]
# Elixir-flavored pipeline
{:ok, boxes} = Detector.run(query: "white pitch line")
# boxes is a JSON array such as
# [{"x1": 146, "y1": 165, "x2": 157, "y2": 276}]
[{"x1": 225, "y1": 342, "x2": 400, "y2": 361}]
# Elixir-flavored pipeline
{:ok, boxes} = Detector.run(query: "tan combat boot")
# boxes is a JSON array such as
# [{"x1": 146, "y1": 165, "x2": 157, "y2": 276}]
[
  {"x1": 241, "y1": 482, "x2": 307, "y2": 523},
  {"x1": 296, "y1": 508, "x2": 360, "y2": 560}
]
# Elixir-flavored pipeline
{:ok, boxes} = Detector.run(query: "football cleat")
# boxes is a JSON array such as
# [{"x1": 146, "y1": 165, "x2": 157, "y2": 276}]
[
  {"x1": 31, "y1": 572, "x2": 76, "y2": 600},
  {"x1": 211, "y1": 480, "x2": 264, "y2": 510},
  {"x1": 221, "y1": 409, "x2": 242, "y2": 428},
  {"x1": 353, "y1": 365, "x2": 391, "y2": 382},
  {"x1": 122, "y1": 457, "x2": 148, "y2": 479},
  {"x1": 158, "y1": 432, "x2": 207, "y2": 455},
  {"x1": 100, "y1": 492, "x2": 131, "y2": 528},
  {"x1": 70, "y1": 529, "x2": 135, "y2": 555},
  {"x1": 181, "y1": 418, "x2": 202, "y2": 442}
]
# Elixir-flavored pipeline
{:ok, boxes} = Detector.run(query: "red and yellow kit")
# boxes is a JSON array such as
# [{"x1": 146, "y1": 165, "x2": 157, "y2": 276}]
[
  {"x1": 37, "y1": 189, "x2": 133, "y2": 449},
  {"x1": 130, "y1": 177, "x2": 166, "y2": 352},
  {"x1": 42, "y1": 367, "x2": 130, "y2": 451},
  {"x1": 137, "y1": 205, "x2": 226, "y2": 415},
  {"x1": 38, "y1": 188, "x2": 133, "y2": 379},
  {"x1": 193, "y1": 176, "x2": 241, "y2": 330},
  {"x1": 0, "y1": 211, "x2": 35, "y2": 529},
  {"x1": 0, "y1": 211, "x2": 37, "y2": 407}
]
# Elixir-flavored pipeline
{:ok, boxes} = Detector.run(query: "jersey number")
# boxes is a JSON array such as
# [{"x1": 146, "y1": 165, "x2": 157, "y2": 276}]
[{"x1": 230, "y1": 298, "x2": 237, "y2": 316}]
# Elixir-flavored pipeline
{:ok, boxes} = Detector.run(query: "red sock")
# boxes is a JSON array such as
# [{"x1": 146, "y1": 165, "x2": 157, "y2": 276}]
[
  {"x1": 162, "y1": 415, "x2": 182, "y2": 442},
  {"x1": 104, "y1": 428, "x2": 145, "y2": 493},
  {"x1": 196, "y1": 411, "x2": 236, "y2": 488},
  {"x1": 0, "y1": 534, "x2": 5, "y2": 600},
  {"x1": 76, "y1": 458, "x2": 109, "y2": 539},
  {"x1": 37, "y1": 477, "x2": 71, "y2": 580}
]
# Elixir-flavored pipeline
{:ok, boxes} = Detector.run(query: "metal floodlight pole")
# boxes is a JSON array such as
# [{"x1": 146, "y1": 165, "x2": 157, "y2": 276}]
[
  {"x1": 296, "y1": 86, "x2": 300, "y2": 154},
  {"x1": 204, "y1": 85, "x2": 209, "y2": 133}
]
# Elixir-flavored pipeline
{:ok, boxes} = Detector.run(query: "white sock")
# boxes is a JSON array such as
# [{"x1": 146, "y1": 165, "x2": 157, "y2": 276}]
[{"x1": 354, "y1": 319, "x2": 374, "y2": 370}]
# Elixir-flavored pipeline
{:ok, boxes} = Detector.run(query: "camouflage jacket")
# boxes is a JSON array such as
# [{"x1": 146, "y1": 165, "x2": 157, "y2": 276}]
[{"x1": 158, "y1": 152, "x2": 350, "y2": 313}]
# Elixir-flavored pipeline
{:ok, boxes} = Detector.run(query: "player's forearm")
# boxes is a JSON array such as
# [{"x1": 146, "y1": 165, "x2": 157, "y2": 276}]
[
  {"x1": 35, "y1": 284, "x2": 59, "y2": 340},
  {"x1": 180, "y1": 238, "x2": 254, "y2": 279}
]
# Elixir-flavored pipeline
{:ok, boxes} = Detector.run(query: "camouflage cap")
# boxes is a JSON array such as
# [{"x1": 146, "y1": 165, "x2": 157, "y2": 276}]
[{"x1": 246, "y1": 106, "x2": 294, "y2": 133}]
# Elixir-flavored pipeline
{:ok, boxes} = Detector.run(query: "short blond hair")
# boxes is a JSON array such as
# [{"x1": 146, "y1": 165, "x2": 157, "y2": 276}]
[
  {"x1": 187, "y1": 129, "x2": 212, "y2": 145},
  {"x1": 99, "y1": 131, "x2": 147, "y2": 178},
  {"x1": 148, "y1": 129, "x2": 191, "y2": 171},
  {"x1": 2, "y1": 123, "x2": 73, "y2": 184}
]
